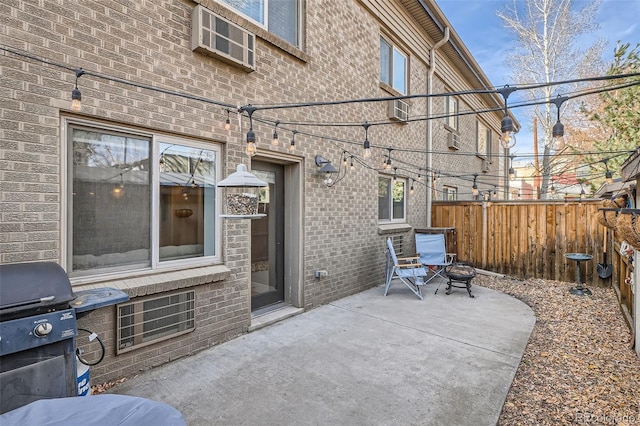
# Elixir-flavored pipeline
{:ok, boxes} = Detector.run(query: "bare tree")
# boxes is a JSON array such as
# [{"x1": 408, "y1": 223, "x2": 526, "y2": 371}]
[{"x1": 498, "y1": 0, "x2": 605, "y2": 198}]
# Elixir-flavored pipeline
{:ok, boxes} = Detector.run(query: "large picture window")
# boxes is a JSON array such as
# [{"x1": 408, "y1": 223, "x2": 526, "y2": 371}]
[
  {"x1": 67, "y1": 121, "x2": 221, "y2": 277},
  {"x1": 380, "y1": 36, "x2": 407, "y2": 94},
  {"x1": 220, "y1": 0, "x2": 301, "y2": 47},
  {"x1": 378, "y1": 176, "x2": 406, "y2": 222}
]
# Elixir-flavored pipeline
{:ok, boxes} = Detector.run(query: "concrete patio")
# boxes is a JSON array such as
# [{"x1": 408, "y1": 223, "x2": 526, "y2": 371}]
[{"x1": 110, "y1": 279, "x2": 535, "y2": 425}]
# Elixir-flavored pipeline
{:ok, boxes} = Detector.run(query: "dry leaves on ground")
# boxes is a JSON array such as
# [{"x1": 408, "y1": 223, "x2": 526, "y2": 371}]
[{"x1": 475, "y1": 275, "x2": 640, "y2": 426}]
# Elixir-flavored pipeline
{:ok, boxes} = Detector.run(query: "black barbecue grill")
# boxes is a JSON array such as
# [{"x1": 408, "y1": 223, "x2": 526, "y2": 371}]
[{"x1": 0, "y1": 262, "x2": 128, "y2": 414}]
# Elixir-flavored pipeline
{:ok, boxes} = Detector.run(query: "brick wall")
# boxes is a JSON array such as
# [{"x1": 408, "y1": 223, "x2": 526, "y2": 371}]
[{"x1": 0, "y1": 0, "x2": 495, "y2": 385}]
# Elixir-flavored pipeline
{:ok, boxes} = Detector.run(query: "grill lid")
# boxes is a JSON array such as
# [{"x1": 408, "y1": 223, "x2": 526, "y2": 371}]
[{"x1": 0, "y1": 262, "x2": 75, "y2": 317}]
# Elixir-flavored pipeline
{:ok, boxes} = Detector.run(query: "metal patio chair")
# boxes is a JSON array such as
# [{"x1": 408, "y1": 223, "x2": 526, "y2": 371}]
[
  {"x1": 415, "y1": 233, "x2": 456, "y2": 286},
  {"x1": 384, "y1": 237, "x2": 428, "y2": 300}
]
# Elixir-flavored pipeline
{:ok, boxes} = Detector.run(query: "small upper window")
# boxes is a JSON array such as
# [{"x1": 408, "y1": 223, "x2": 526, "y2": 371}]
[
  {"x1": 220, "y1": 0, "x2": 301, "y2": 47},
  {"x1": 476, "y1": 120, "x2": 491, "y2": 158},
  {"x1": 443, "y1": 186, "x2": 457, "y2": 201},
  {"x1": 445, "y1": 94, "x2": 458, "y2": 130},
  {"x1": 380, "y1": 36, "x2": 407, "y2": 94},
  {"x1": 378, "y1": 176, "x2": 406, "y2": 222}
]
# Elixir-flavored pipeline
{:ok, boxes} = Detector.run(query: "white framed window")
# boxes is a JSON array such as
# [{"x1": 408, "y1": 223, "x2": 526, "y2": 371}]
[
  {"x1": 476, "y1": 120, "x2": 491, "y2": 158},
  {"x1": 445, "y1": 94, "x2": 458, "y2": 130},
  {"x1": 380, "y1": 36, "x2": 407, "y2": 94},
  {"x1": 443, "y1": 186, "x2": 457, "y2": 200},
  {"x1": 64, "y1": 118, "x2": 222, "y2": 278},
  {"x1": 378, "y1": 176, "x2": 406, "y2": 222},
  {"x1": 220, "y1": 0, "x2": 301, "y2": 48}
]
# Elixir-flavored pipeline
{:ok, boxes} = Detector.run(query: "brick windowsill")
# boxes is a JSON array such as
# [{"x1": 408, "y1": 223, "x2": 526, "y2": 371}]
[{"x1": 72, "y1": 265, "x2": 231, "y2": 298}]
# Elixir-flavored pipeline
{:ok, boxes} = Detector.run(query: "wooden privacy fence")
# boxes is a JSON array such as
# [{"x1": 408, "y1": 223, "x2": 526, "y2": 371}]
[{"x1": 431, "y1": 200, "x2": 607, "y2": 284}]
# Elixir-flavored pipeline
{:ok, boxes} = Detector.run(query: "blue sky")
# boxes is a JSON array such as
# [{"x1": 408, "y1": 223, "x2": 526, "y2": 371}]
[{"x1": 436, "y1": 0, "x2": 640, "y2": 157}]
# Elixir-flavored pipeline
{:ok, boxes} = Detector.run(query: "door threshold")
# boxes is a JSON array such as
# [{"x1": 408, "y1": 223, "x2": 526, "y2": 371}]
[{"x1": 249, "y1": 303, "x2": 304, "y2": 332}]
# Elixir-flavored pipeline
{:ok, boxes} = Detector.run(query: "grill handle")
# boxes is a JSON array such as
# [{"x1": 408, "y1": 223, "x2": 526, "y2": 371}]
[{"x1": 1, "y1": 295, "x2": 55, "y2": 310}]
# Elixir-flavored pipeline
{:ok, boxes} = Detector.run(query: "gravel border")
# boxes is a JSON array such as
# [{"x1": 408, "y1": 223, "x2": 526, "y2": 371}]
[{"x1": 475, "y1": 274, "x2": 639, "y2": 425}]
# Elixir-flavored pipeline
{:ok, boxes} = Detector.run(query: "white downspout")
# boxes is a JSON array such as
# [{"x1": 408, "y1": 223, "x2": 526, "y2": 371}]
[{"x1": 426, "y1": 27, "x2": 449, "y2": 227}]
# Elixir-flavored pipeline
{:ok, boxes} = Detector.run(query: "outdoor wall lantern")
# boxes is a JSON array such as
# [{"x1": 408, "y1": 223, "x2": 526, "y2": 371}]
[
  {"x1": 217, "y1": 164, "x2": 267, "y2": 219},
  {"x1": 315, "y1": 155, "x2": 338, "y2": 187}
]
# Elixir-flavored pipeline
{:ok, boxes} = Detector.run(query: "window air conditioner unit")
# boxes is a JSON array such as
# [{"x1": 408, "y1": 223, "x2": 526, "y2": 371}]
[
  {"x1": 481, "y1": 159, "x2": 490, "y2": 172},
  {"x1": 192, "y1": 5, "x2": 256, "y2": 72},
  {"x1": 388, "y1": 99, "x2": 410, "y2": 122},
  {"x1": 447, "y1": 132, "x2": 460, "y2": 150}
]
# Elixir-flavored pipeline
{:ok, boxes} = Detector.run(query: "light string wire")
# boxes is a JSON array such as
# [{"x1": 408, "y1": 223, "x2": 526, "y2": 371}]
[{"x1": 2, "y1": 44, "x2": 638, "y2": 192}]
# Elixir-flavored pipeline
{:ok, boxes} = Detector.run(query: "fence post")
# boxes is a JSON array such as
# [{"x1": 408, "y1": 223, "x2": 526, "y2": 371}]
[{"x1": 482, "y1": 199, "x2": 488, "y2": 269}]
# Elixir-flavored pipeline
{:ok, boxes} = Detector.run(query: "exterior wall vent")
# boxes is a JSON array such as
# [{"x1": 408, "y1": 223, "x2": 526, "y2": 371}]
[
  {"x1": 388, "y1": 99, "x2": 410, "y2": 122},
  {"x1": 191, "y1": 5, "x2": 256, "y2": 72},
  {"x1": 117, "y1": 290, "x2": 195, "y2": 353}
]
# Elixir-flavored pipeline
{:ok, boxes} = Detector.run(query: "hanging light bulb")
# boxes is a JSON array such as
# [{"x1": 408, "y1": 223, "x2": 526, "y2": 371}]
[
  {"x1": 603, "y1": 159, "x2": 613, "y2": 185},
  {"x1": 605, "y1": 171, "x2": 613, "y2": 185},
  {"x1": 500, "y1": 114, "x2": 517, "y2": 149},
  {"x1": 384, "y1": 148, "x2": 392, "y2": 170},
  {"x1": 272, "y1": 121, "x2": 279, "y2": 146},
  {"x1": 550, "y1": 95, "x2": 568, "y2": 151},
  {"x1": 393, "y1": 168, "x2": 398, "y2": 181},
  {"x1": 246, "y1": 128, "x2": 256, "y2": 156},
  {"x1": 289, "y1": 131, "x2": 297, "y2": 152},
  {"x1": 551, "y1": 121, "x2": 566, "y2": 150},
  {"x1": 384, "y1": 157, "x2": 392, "y2": 170},
  {"x1": 497, "y1": 86, "x2": 518, "y2": 150},
  {"x1": 410, "y1": 180, "x2": 415, "y2": 195},
  {"x1": 362, "y1": 123, "x2": 371, "y2": 159},
  {"x1": 472, "y1": 174, "x2": 478, "y2": 197},
  {"x1": 550, "y1": 185, "x2": 556, "y2": 195},
  {"x1": 70, "y1": 68, "x2": 84, "y2": 112},
  {"x1": 508, "y1": 155, "x2": 516, "y2": 180},
  {"x1": 350, "y1": 157, "x2": 354, "y2": 171},
  {"x1": 224, "y1": 110, "x2": 231, "y2": 131}
]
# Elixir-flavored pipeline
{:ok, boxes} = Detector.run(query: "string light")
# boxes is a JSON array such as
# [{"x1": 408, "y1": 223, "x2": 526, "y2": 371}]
[
  {"x1": 272, "y1": 121, "x2": 279, "y2": 146},
  {"x1": 289, "y1": 130, "x2": 297, "y2": 152},
  {"x1": 603, "y1": 158, "x2": 613, "y2": 184},
  {"x1": 4, "y1": 45, "x2": 634, "y2": 199},
  {"x1": 362, "y1": 122, "x2": 371, "y2": 159},
  {"x1": 224, "y1": 109, "x2": 231, "y2": 131},
  {"x1": 410, "y1": 179, "x2": 415, "y2": 195},
  {"x1": 71, "y1": 68, "x2": 84, "y2": 111},
  {"x1": 244, "y1": 107, "x2": 257, "y2": 156},
  {"x1": 384, "y1": 148, "x2": 392, "y2": 170},
  {"x1": 472, "y1": 173, "x2": 478, "y2": 197},
  {"x1": 550, "y1": 95, "x2": 568, "y2": 150},
  {"x1": 497, "y1": 86, "x2": 517, "y2": 149}
]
